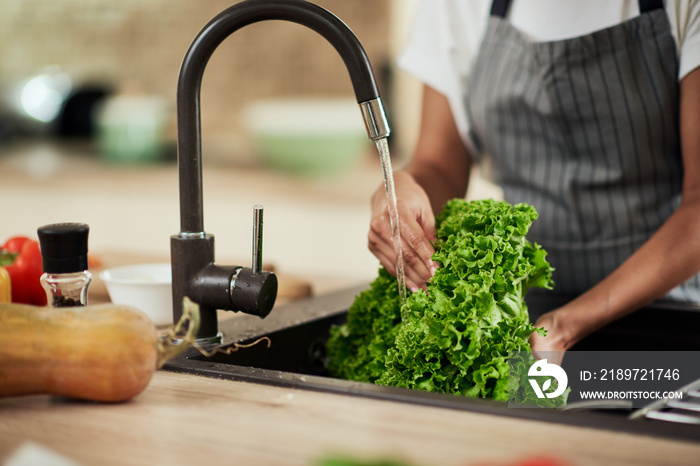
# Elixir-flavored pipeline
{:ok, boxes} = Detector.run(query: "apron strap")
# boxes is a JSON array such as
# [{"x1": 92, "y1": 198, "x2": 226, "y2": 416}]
[
  {"x1": 639, "y1": 0, "x2": 664, "y2": 12},
  {"x1": 489, "y1": 0, "x2": 664, "y2": 18},
  {"x1": 490, "y1": 0, "x2": 511, "y2": 18}
]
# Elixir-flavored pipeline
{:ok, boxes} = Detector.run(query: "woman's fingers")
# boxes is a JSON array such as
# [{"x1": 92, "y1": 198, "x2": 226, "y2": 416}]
[
  {"x1": 368, "y1": 212, "x2": 436, "y2": 291},
  {"x1": 367, "y1": 222, "x2": 396, "y2": 268},
  {"x1": 399, "y1": 208, "x2": 436, "y2": 272},
  {"x1": 374, "y1": 235, "x2": 425, "y2": 291},
  {"x1": 368, "y1": 171, "x2": 441, "y2": 292},
  {"x1": 399, "y1": 232, "x2": 434, "y2": 290},
  {"x1": 371, "y1": 246, "x2": 422, "y2": 292}
]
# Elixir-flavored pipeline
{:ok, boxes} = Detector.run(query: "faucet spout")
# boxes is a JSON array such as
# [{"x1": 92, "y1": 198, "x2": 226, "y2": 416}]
[
  {"x1": 172, "y1": 0, "x2": 390, "y2": 340},
  {"x1": 177, "y1": 0, "x2": 389, "y2": 234}
]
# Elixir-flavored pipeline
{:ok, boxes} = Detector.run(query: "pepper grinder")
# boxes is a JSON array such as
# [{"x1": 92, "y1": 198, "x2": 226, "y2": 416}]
[{"x1": 38, "y1": 223, "x2": 92, "y2": 308}]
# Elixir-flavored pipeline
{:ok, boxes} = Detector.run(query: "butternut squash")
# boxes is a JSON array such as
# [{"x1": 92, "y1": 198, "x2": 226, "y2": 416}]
[
  {"x1": 0, "y1": 298, "x2": 199, "y2": 402},
  {"x1": 0, "y1": 266, "x2": 10, "y2": 302}
]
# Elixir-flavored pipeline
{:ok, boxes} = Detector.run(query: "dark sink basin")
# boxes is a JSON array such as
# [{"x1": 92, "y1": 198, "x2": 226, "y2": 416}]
[{"x1": 163, "y1": 285, "x2": 700, "y2": 443}]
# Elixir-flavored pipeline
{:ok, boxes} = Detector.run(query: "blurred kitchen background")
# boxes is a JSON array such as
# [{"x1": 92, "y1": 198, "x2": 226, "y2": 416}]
[{"x1": 0, "y1": 0, "x2": 500, "y2": 293}]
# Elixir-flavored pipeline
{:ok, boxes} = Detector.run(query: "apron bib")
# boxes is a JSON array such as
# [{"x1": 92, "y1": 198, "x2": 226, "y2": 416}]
[{"x1": 466, "y1": 0, "x2": 700, "y2": 301}]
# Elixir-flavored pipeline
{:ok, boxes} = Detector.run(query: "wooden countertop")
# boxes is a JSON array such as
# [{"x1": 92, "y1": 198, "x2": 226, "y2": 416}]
[
  {"x1": 2, "y1": 370, "x2": 700, "y2": 466},
  {"x1": 1, "y1": 252, "x2": 700, "y2": 465}
]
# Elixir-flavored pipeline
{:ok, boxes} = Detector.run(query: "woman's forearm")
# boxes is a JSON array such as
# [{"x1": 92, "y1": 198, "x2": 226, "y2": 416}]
[
  {"x1": 535, "y1": 68, "x2": 700, "y2": 351},
  {"x1": 405, "y1": 159, "x2": 469, "y2": 214},
  {"x1": 550, "y1": 199, "x2": 700, "y2": 348},
  {"x1": 402, "y1": 85, "x2": 471, "y2": 214}
]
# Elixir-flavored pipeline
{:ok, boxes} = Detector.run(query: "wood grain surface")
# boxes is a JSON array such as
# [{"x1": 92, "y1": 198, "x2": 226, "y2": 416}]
[
  {"x1": 1, "y1": 371, "x2": 700, "y2": 466},
  {"x1": 2, "y1": 252, "x2": 699, "y2": 465}
]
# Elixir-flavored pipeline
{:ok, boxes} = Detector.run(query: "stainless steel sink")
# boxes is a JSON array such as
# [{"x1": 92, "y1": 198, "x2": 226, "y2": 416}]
[{"x1": 163, "y1": 285, "x2": 700, "y2": 443}]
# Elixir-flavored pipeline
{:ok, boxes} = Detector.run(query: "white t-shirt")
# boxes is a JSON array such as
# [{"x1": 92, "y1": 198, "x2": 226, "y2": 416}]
[{"x1": 398, "y1": 0, "x2": 700, "y2": 149}]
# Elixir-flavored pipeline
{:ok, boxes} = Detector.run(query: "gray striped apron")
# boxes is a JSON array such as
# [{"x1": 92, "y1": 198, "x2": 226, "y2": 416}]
[{"x1": 466, "y1": 0, "x2": 700, "y2": 301}]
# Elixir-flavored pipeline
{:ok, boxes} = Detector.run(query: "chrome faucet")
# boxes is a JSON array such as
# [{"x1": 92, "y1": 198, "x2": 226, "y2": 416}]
[{"x1": 171, "y1": 0, "x2": 390, "y2": 342}]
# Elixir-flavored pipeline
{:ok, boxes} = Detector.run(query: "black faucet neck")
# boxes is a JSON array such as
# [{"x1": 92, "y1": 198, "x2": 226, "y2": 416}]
[{"x1": 176, "y1": 0, "x2": 382, "y2": 234}]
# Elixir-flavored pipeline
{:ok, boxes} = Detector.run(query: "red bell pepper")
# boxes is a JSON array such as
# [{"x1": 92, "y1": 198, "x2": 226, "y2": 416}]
[
  {"x1": 1, "y1": 236, "x2": 46, "y2": 306},
  {"x1": 3, "y1": 236, "x2": 33, "y2": 255}
]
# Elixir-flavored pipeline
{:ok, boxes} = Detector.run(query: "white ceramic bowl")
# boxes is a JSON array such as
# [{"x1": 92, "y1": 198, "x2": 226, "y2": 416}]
[{"x1": 99, "y1": 263, "x2": 173, "y2": 326}]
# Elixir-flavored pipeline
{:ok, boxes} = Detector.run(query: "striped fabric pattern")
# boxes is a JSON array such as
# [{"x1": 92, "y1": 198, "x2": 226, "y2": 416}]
[{"x1": 466, "y1": 7, "x2": 700, "y2": 300}]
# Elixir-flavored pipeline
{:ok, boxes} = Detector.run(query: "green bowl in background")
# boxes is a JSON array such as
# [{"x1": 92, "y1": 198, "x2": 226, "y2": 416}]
[
  {"x1": 244, "y1": 98, "x2": 369, "y2": 176},
  {"x1": 95, "y1": 95, "x2": 169, "y2": 164}
]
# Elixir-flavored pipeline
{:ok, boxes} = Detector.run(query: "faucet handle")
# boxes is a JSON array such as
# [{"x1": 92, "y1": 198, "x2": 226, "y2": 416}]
[
  {"x1": 230, "y1": 204, "x2": 276, "y2": 318},
  {"x1": 252, "y1": 205, "x2": 263, "y2": 274}
]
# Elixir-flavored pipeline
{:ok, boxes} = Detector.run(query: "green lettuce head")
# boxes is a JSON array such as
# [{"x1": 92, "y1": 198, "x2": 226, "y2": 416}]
[{"x1": 326, "y1": 199, "x2": 554, "y2": 401}]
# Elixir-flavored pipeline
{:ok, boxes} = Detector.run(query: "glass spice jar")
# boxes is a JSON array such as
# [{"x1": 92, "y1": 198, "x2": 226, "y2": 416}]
[{"x1": 37, "y1": 223, "x2": 92, "y2": 308}]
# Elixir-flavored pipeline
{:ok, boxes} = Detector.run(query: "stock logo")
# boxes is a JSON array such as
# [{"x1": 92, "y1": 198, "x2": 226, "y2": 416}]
[{"x1": 528, "y1": 359, "x2": 568, "y2": 399}]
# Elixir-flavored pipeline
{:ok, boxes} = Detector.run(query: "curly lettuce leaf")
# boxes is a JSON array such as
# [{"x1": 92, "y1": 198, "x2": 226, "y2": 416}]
[
  {"x1": 325, "y1": 267, "x2": 402, "y2": 383},
  {"x1": 326, "y1": 199, "x2": 554, "y2": 402}
]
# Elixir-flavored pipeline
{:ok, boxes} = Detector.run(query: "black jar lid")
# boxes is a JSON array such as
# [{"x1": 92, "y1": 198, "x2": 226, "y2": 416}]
[{"x1": 37, "y1": 223, "x2": 90, "y2": 273}]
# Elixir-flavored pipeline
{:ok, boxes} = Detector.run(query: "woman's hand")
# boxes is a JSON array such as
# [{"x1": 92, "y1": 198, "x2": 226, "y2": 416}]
[
  {"x1": 366, "y1": 85, "x2": 472, "y2": 291},
  {"x1": 529, "y1": 311, "x2": 569, "y2": 366},
  {"x1": 368, "y1": 171, "x2": 439, "y2": 291}
]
